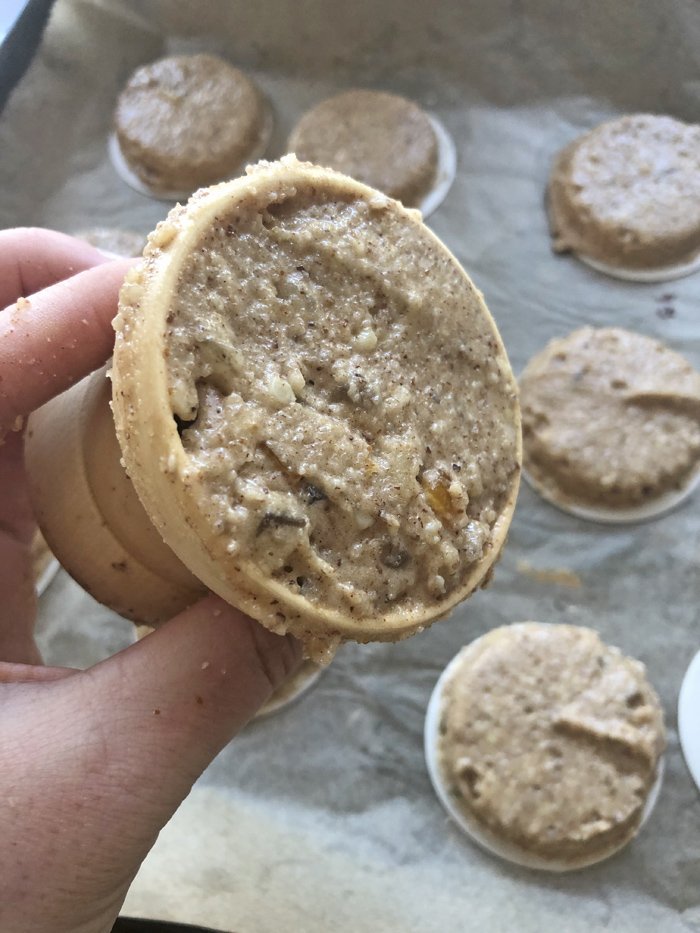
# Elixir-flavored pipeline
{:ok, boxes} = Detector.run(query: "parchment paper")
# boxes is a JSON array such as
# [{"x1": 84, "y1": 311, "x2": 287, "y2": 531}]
[{"x1": 3, "y1": 0, "x2": 700, "y2": 929}]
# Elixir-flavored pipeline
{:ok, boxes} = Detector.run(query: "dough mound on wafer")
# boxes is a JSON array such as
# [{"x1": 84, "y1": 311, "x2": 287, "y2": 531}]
[
  {"x1": 548, "y1": 114, "x2": 700, "y2": 272},
  {"x1": 288, "y1": 90, "x2": 438, "y2": 207},
  {"x1": 438, "y1": 623, "x2": 665, "y2": 865},
  {"x1": 112, "y1": 157, "x2": 520, "y2": 659},
  {"x1": 114, "y1": 54, "x2": 267, "y2": 195},
  {"x1": 520, "y1": 326, "x2": 700, "y2": 511}
]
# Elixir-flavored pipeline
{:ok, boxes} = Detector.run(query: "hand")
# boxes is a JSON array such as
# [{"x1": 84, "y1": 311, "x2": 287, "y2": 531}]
[{"x1": 0, "y1": 229, "x2": 301, "y2": 933}]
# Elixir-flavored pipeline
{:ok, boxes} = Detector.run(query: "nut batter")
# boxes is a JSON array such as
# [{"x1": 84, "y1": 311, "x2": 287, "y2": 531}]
[
  {"x1": 113, "y1": 158, "x2": 520, "y2": 651},
  {"x1": 114, "y1": 54, "x2": 266, "y2": 194},
  {"x1": 520, "y1": 327, "x2": 700, "y2": 510},
  {"x1": 548, "y1": 114, "x2": 700, "y2": 271},
  {"x1": 438, "y1": 623, "x2": 665, "y2": 864},
  {"x1": 288, "y1": 90, "x2": 438, "y2": 206},
  {"x1": 165, "y1": 165, "x2": 518, "y2": 620}
]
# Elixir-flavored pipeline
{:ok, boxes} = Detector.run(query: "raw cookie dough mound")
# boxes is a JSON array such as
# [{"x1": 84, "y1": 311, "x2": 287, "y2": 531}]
[
  {"x1": 288, "y1": 90, "x2": 438, "y2": 207},
  {"x1": 437, "y1": 623, "x2": 665, "y2": 867},
  {"x1": 114, "y1": 54, "x2": 267, "y2": 196},
  {"x1": 548, "y1": 114, "x2": 700, "y2": 275},
  {"x1": 112, "y1": 158, "x2": 520, "y2": 657},
  {"x1": 520, "y1": 327, "x2": 700, "y2": 513},
  {"x1": 76, "y1": 227, "x2": 146, "y2": 258}
]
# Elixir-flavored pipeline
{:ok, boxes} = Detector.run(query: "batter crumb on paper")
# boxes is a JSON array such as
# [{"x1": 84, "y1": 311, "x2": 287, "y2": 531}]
[{"x1": 516, "y1": 559, "x2": 582, "y2": 588}]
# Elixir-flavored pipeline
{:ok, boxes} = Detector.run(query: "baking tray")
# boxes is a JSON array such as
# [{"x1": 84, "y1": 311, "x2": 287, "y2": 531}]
[{"x1": 2, "y1": 1, "x2": 700, "y2": 930}]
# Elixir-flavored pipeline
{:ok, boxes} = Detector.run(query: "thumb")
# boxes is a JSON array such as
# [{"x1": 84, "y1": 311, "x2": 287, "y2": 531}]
[{"x1": 1, "y1": 595, "x2": 301, "y2": 932}]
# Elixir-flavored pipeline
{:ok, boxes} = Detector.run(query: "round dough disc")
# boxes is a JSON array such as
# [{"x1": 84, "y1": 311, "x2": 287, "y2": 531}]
[
  {"x1": 520, "y1": 327, "x2": 700, "y2": 522},
  {"x1": 288, "y1": 90, "x2": 445, "y2": 209},
  {"x1": 425, "y1": 627, "x2": 665, "y2": 871},
  {"x1": 548, "y1": 114, "x2": 700, "y2": 280},
  {"x1": 112, "y1": 54, "x2": 272, "y2": 200},
  {"x1": 112, "y1": 157, "x2": 520, "y2": 658}
]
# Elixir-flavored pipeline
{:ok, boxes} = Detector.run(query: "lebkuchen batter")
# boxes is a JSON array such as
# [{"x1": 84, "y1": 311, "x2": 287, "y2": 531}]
[
  {"x1": 520, "y1": 327, "x2": 700, "y2": 511},
  {"x1": 114, "y1": 54, "x2": 267, "y2": 195},
  {"x1": 438, "y1": 623, "x2": 665, "y2": 866},
  {"x1": 112, "y1": 157, "x2": 521, "y2": 658},
  {"x1": 288, "y1": 90, "x2": 438, "y2": 207},
  {"x1": 548, "y1": 114, "x2": 700, "y2": 272}
]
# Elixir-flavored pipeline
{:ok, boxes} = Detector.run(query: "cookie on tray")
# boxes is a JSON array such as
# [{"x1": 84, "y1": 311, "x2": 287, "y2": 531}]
[
  {"x1": 113, "y1": 54, "x2": 270, "y2": 197},
  {"x1": 433, "y1": 623, "x2": 665, "y2": 869},
  {"x1": 288, "y1": 90, "x2": 439, "y2": 207},
  {"x1": 112, "y1": 157, "x2": 521, "y2": 660},
  {"x1": 547, "y1": 114, "x2": 700, "y2": 280},
  {"x1": 520, "y1": 327, "x2": 700, "y2": 520}
]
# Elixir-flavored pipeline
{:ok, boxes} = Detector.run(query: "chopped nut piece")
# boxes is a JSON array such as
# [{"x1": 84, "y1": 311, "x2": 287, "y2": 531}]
[
  {"x1": 354, "y1": 327, "x2": 378, "y2": 352},
  {"x1": 258, "y1": 511, "x2": 307, "y2": 533},
  {"x1": 301, "y1": 482, "x2": 327, "y2": 504},
  {"x1": 381, "y1": 547, "x2": 410, "y2": 569},
  {"x1": 268, "y1": 375, "x2": 295, "y2": 406},
  {"x1": 355, "y1": 512, "x2": 374, "y2": 530},
  {"x1": 422, "y1": 475, "x2": 458, "y2": 521}
]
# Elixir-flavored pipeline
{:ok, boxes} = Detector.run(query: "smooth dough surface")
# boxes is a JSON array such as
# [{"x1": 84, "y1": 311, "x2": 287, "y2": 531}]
[
  {"x1": 115, "y1": 54, "x2": 265, "y2": 193},
  {"x1": 288, "y1": 90, "x2": 438, "y2": 206},
  {"x1": 520, "y1": 327, "x2": 700, "y2": 509},
  {"x1": 113, "y1": 158, "x2": 520, "y2": 652},
  {"x1": 438, "y1": 623, "x2": 665, "y2": 864},
  {"x1": 548, "y1": 114, "x2": 700, "y2": 270}
]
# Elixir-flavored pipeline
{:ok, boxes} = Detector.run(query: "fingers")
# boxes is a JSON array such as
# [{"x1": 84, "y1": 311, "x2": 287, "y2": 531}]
[
  {"x1": 0, "y1": 258, "x2": 134, "y2": 428},
  {"x1": 0, "y1": 430, "x2": 35, "y2": 544},
  {"x1": 76, "y1": 596, "x2": 302, "y2": 819},
  {"x1": 0, "y1": 662, "x2": 75, "y2": 684},
  {"x1": 0, "y1": 433, "x2": 39, "y2": 664},
  {"x1": 0, "y1": 595, "x2": 302, "y2": 926},
  {"x1": 0, "y1": 228, "x2": 110, "y2": 308},
  {"x1": 0, "y1": 562, "x2": 39, "y2": 666}
]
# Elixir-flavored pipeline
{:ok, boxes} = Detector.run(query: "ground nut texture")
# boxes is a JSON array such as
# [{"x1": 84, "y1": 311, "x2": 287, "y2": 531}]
[
  {"x1": 438, "y1": 624, "x2": 665, "y2": 864},
  {"x1": 114, "y1": 54, "x2": 265, "y2": 194},
  {"x1": 548, "y1": 114, "x2": 700, "y2": 270},
  {"x1": 520, "y1": 327, "x2": 700, "y2": 509},
  {"x1": 156, "y1": 161, "x2": 519, "y2": 636},
  {"x1": 288, "y1": 90, "x2": 438, "y2": 206}
]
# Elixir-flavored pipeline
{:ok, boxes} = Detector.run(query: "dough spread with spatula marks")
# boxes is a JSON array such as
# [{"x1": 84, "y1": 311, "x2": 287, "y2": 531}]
[
  {"x1": 521, "y1": 327, "x2": 700, "y2": 510},
  {"x1": 113, "y1": 157, "x2": 520, "y2": 657}
]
